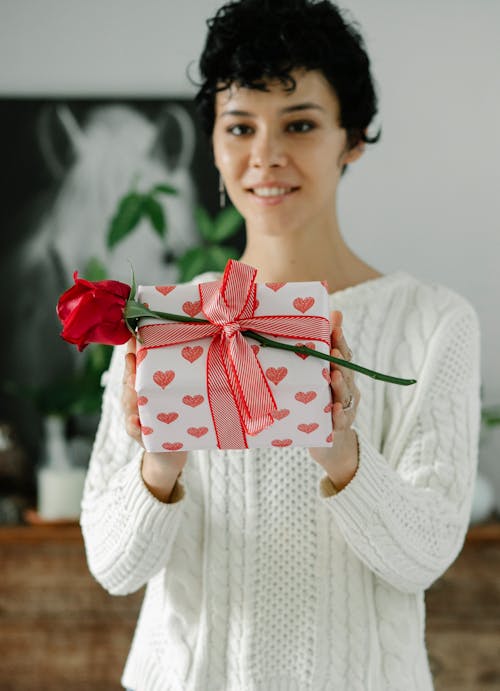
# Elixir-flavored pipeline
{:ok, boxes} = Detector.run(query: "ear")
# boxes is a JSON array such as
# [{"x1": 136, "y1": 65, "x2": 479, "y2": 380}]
[
  {"x1": 342, "y1": 140, "x2": 365, "y2": 165},
  {"x1": 340, "y1": 126, "x2": 368, "y2": 167}
]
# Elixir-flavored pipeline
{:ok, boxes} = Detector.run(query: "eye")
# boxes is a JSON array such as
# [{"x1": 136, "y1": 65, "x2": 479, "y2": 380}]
[
  {"x1": 286, "y1": 120, "x2": 316, "y2": 133},
  {"x1": 226, "y1": 123, "x2": 253, "y2": 136}
]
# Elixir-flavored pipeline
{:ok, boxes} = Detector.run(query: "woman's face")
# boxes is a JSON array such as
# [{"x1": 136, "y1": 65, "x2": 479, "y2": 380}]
[{"x1": 212, "y1": 68, "x2": 362, "y2": 236}]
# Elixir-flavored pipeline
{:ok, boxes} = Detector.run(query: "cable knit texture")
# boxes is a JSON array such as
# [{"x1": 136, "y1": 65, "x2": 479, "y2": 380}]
[{"x1": 80, "y1": 270, "x2": 481, "y2": 691}]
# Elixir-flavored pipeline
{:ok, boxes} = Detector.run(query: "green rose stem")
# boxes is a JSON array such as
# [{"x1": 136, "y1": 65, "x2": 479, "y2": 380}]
[
  {"x1": 124, "y1": 300, "x2": 416, "y2": 386},
  {"x1": 248, "y1": 332, "x2": 416, "y2": 385}
]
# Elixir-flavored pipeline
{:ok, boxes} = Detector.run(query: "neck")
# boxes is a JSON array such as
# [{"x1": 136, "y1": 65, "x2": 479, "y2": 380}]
[{"x1": 239, "y1": 215, "x2": 380, "y2": 294}]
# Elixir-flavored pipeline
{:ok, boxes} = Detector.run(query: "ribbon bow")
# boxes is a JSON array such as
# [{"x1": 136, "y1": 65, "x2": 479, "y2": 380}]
[{"x1": 139, "y1": 259, "x2": 330, "y2": 448}]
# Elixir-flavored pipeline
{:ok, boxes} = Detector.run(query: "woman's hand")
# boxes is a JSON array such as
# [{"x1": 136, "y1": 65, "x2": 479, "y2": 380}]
[
  {"x1": 122, "y1": 338, "x2": 187, "y2": 502},
  {"x1": 308, "y1": 311, "x2": 360, "y2": 490},
  {"x1": 122, "y1": 338, "x2": 145, "y2": 446}
]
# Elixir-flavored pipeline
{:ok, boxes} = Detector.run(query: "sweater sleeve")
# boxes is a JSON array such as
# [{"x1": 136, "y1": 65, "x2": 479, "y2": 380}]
[
  {"x1": 80, "y1": 344, "x2": 186, "y2": 596},
  {"x1": 318, "y1": 297, "x2": 481, "y2": 594}
]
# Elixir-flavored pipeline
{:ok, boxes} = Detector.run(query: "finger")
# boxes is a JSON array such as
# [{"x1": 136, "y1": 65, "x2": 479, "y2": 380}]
[
  {"x1": 330, "y1": 366, "x2": 351, "y2": 409},
  {"x1": 122, "y1": 380, "x2": 138, "y2": 412},
  {"x1": 122, "y1": 350, "x2": 138, "y2": 414},
  {"x1": 330, "y1": 310, "x2": 342, "y2": 332},
  {"x1": 123, "y1": 348, "x2": 132, "y2": 381},
  {"x1": 331, "y1": 400, "x2": 350, "y2": 431},
  {"x1": 125, "y1": 339, "x2": 137, "y2": 380},
  {"x1": 331, "y1": 380, "x2": 360, "y2": 432},
  {"x1": 124, "y1": 352, "x2": 136, "y2": 387},
  {"x1": 332, "y1": 325, "x2": 353, "y2": 362},
  {"x1": 330, "y1": 347, "x2": 355, "y2": 389},
  {"x1": 125, "y1": 413, "x2": 143, "y2": 444}
]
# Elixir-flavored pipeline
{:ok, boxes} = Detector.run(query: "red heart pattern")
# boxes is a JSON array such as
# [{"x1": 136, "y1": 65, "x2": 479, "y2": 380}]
[
  {"x1": 187, "y1": 426, "x2": 209, "y2": 438},
  {"x1": 157, "y1": 412, "x2": 179, "y2": 424},
  {"x1": 153, "y1": 370, "x2": 175, "y2": 389},
  {"x1": 295, "y1": 391, "x2": 317, "y2": 404},
  {"x1": 266, "y1": 366, "x2": 288, "y2": 385},
  {"x1": 266, "y1": 282, "x2": 285, "y2": 292},
  {"x1": 137, "y1": 280, "x2": 332, "y2": 450},
  {"x1": 182, "y1": 345, "x2": 203, "y2": 363},
  {"x1": 293, "y1": 296, "x2": 315, "y2": 313},
  {"x1": 271, "y1": 438, "x2": 293, "y2": 447},
  {"x1": 182, "y1": 394, "x2": 204, "y2": 408},
  {"x1": 155, "y1": 285, "x2": 176, "y2": 296},
  {"x1": 182, "y1": 300, "x2": 202, "y2": 317},
  {"x1": 297, "y1": 423, "x2": 319, "y2": 434},
  {"x1": 136, "y1": 348, "x2": 148, "y2": 366},
  {"x1": 162, "y1": 442, "x2": 183, "y2": 451},
  {"x1": 295, "y1": 342, "x2": 316, "y2": 359},
  {"x1": 270, "y1": 408, "x2": 290, "y2": 420}
]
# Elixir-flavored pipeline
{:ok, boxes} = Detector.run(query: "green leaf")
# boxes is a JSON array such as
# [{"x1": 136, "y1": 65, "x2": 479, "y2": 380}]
[
  {"x1": 483, "y1": 405, "x2": 500, "y2": 426},
  {"x1": 142, "y1": 195, "x2": 166, "y2": 238},
  {"x1": 1, "y1": 372, "x2": 106, "y2": 417},
  {"x1": 83, "y1": 344, "x2": 113, "y2": 378},
  {"x1": 177, "y1": 247, "x2": 210, "y2": 282},
  {"x1": 194, "y1": 206, "x2": 216, "y2": 242},
  {"x1": 83, "y1": 257, "x2": 107, "y2": 281},
  {"x1": 151, "y1": 183, "x2": 178, "y2": 196},
  {"x1": 129, "y1": 261, "x2": 137, "y2": 301},
  {"x1": 212, "y1": 206, "x2": 244, "y2": 242},
  {"x1": 107, "y1": 192, "x2": 145, "y2": 249},
  {"x1": 205, "y1": 244, "x2": 239, "y2": 271}
]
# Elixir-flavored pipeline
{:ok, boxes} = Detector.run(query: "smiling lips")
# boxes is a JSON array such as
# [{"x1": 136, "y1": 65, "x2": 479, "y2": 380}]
[{"x1": 247, "y1": 183, "x2": 299, "y2": 204}]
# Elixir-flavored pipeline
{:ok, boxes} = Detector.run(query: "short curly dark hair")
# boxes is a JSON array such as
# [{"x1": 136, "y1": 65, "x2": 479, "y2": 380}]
[{"x1": 194, "y1": 0, "x2": 381, "y2": 174}]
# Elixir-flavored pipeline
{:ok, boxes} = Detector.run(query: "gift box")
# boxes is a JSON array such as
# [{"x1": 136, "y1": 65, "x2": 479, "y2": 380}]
[{"x1": 135, "y1": 260, "x2": 333, "y2": 451}]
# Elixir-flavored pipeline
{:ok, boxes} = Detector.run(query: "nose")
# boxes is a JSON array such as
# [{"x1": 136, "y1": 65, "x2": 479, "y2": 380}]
[{"x1": 249, "y1": 130, "x2": 287, "y2": 168}]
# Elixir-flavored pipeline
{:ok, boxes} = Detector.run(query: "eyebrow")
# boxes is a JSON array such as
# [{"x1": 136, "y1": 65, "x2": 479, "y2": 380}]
[{"x1": 220, "y1": 102, "x2": 325, "y2": 117}]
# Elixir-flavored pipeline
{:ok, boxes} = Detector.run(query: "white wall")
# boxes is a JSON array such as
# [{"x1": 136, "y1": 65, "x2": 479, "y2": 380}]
[{"x1": 1, "y1": 0, "x2": 499, "y2": 404}]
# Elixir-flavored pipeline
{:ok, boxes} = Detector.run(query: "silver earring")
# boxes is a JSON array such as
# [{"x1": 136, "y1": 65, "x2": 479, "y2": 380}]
[{"x1": 219, "y1": 175, "x2": 226, "y2": 208}]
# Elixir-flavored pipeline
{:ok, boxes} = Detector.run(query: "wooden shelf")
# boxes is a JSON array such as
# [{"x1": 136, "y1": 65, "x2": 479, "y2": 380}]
[
  {"x1": 0, "y1": 523, "x2": 82, "y2": 544},
  {"x1": 0, "y1": 519, "x2": 499, "y2": 545},
  {"x1": 1, "y1": 517, "x2": 499, "y2": 689},
  {"x1": 466, "y1": 520, "x2": 500, "y2": 542},
  {"x1": 0, "y1": 522, "x2": 141, "y2": 688}
]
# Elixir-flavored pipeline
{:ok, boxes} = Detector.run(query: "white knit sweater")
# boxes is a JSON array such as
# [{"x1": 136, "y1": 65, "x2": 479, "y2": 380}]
[{"x1": 80, "y1": 270, "x2": 481, "y2": 691}]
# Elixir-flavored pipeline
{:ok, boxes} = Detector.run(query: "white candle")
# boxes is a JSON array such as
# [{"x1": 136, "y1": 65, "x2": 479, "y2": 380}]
[{"x1": 37, "y1": 466, "x2": 87, "y2": 520}]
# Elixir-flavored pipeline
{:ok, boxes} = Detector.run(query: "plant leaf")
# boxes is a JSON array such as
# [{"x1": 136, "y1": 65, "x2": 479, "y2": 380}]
[
  {"x1": 177, "y1": 247, "x2": 210, "y2": 282},
  {"x1": 212, "y1": 206, "x2": 244, "y2": 242},
  {"x1": 83, "y1": 257, "x2": 107, "y2": 281},
  {"x1": 107, "y1": 192, "x2": 144, "y2": 249},
  {"x1": 482, "y1": 405, "x2": 500, "y2": 426},
  {"x1": 194, "y1": 206, "x2": 215, "y2": 242},
  {"x1": 1, "y1": 371, "x2": 107, "y2": 417},
  {"x1": 142, "y1": 195, "x2": 166, "y2": 237},
  {"x1": 151, "y1": 183, "x2": 178, "y2": 196},
  {"x1": 128, "y1": 261, "x2": 137, "y2": 301}
]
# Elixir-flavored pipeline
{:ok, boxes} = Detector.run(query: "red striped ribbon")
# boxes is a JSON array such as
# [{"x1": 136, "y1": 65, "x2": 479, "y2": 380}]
[{"x1": 139, "y1": 259, "x2": 330, "y2": 448}]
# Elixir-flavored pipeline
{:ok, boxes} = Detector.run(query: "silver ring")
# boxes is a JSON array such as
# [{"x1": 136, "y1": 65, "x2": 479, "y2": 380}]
[{"x1": 342, "y1": 393, "x2": 354, "y2": 411}]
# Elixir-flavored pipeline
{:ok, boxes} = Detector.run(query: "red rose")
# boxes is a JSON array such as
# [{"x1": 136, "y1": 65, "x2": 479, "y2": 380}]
[{"x1": 57, "y1": 272, "x2": 132, "y2": 351}]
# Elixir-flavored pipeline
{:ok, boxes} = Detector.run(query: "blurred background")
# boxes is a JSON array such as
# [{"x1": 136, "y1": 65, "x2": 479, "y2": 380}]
[{"x1": 0, "y1": 1, "x2": 499, "y2": 689}]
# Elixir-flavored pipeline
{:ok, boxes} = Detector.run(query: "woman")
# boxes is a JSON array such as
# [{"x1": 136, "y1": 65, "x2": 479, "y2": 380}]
[{"x1": 80, "y1": 1, "x2": 481, "y2": 689}]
